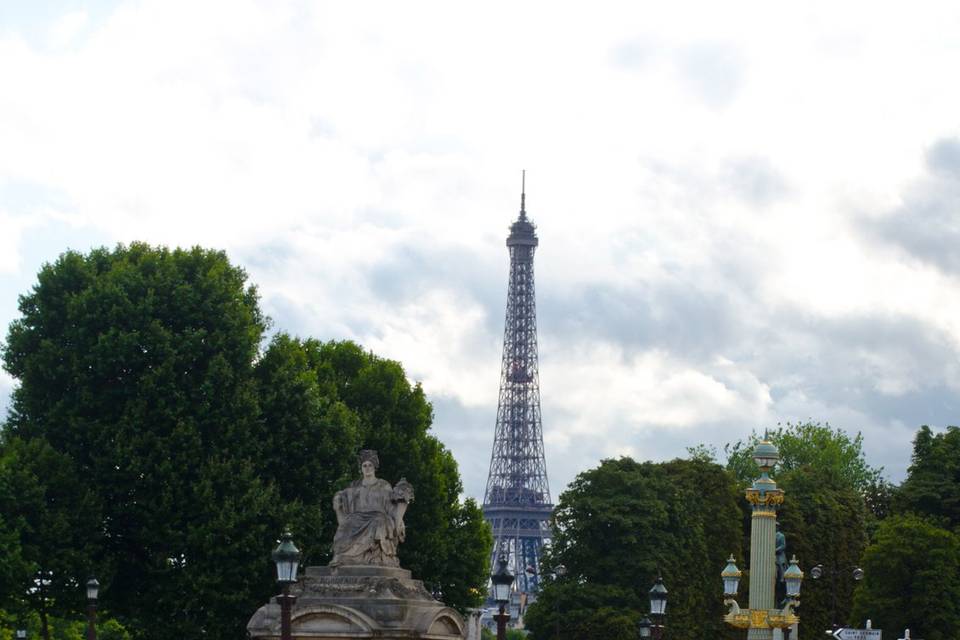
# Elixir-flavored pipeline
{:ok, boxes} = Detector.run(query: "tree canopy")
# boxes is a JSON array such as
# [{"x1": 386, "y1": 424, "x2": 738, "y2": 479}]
[
  {"x1": 897, "y1": 425, "x2": 960, "y2": 529},
  {"x1": 523, "y1": 456, "x2": 742, "y2": 640},
  {"x1": 0, "y1": 243, "x2": 490, "y2": 640},
  {"x1": 725, "y1": 422, "x2": 882, "y2": 493},
  {"x1": 850, "y1": 514, "x2": 960, "y2": 640}
]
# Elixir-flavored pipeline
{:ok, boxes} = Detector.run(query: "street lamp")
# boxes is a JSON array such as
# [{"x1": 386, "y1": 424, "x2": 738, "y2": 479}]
[
  {"x1": 85, "y1": 577, "x2": 99, "y2": 640},
  {"x1": 722, "y1": 439, "x2": 802, "y2": 639},
  {"x1": 722, "y1": 555, "x2": 742, "y2": 598},
  {"x1": 809, "y1": 563, "x2": 864, "y2": 631},
  {"x1": 491, "y1": 554, "x2": 515, "y2": 640},
  {"x1": 552, "y1": 564, "x2": 567, "y2": 640},
  {"x1": 637, "y1": 616, "x2": 652, "y2": 639},
  {"x1": 16, "y1": 629, "x2": 26, "y2": 640},
  {"x1": 272, "y1": 529, "x2": 301, "y2": 640},
  {"x1": 648, "y1": 575, "x2": 668, "y2": 639}
]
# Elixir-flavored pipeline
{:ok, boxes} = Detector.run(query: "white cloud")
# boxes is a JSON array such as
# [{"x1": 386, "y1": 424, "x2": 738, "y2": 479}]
[{"x1": 3, "y1": 0, "x2": 960, "y2": 496}]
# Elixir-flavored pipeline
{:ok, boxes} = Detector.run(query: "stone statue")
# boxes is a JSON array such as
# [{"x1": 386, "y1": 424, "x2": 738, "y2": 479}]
[
  {"x1": 775, "y1": 523, "x2": 787, "y2": 583},
  {"x1": 331, "y1": 449, "x2": 414, "y2": 567}
]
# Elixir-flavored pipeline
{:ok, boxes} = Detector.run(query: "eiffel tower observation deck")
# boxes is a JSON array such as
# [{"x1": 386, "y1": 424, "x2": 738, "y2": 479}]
[{"x1": 482, "y1": 173, "x2": 553, "y2": 597}]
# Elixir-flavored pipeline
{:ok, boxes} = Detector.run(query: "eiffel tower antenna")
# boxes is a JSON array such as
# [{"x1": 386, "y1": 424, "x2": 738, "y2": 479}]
[
  {"x1": 520, "y1": 170, "x2": 526, "y2": 216},
  {"x1": 482, "y1": 173, "x2": 553, "y2": 599}
]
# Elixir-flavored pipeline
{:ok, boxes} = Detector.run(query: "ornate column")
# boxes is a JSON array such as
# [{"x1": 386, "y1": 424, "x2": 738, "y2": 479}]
[
  {"x1": 745, "y1": 441, "x2": 783, "y2": 640},
  {"x1": 723, "y1": 440, "x2": 801, "y2": 639}
]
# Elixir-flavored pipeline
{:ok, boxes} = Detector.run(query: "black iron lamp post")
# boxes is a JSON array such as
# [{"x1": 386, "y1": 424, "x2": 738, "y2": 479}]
[
  {"x1": 272, "y1": 529, "x2": 301, "y2": 640},
  {"x1": 810, "y1": 562, "x2": 864, "y2": 632},
  {"x1": 85, "y1": 577, "x2": 99, "y2": 640},
  {"x1": 553, "y1": 564, "x2": 567, "y2": 639},
  {"x1": 491, "y1": 554, "x2": 515, "y2": 640},
  {"x1": 648, "y1": 574, "x2": 668, "y2": 640}
]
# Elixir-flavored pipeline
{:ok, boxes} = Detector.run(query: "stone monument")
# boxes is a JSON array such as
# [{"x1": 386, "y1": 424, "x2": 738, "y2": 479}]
[{"x1": 247, "y1": 450, "x2": 466, "y2": 639}]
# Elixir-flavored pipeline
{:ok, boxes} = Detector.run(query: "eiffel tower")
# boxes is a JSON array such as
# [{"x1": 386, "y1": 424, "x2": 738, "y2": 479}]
[{"x1": 482, "y1": 173, "x2": 553, "y2": 597}]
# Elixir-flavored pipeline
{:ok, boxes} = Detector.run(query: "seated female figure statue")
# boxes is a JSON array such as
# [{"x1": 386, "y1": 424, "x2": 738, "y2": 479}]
[{"x1": 330, "y1": 449, "x2": 414, "y2": 567}]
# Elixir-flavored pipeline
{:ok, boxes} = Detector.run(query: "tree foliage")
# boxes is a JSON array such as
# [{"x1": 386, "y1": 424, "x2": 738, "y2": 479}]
[
  {"x1": 724, "y1": 423, "x2": 873, "y2": 638},
  {"x1": 524, "y1": 457, "x2": 742, "y2": 640},
  {"x1": 897, "y1": 425, "x2": 960, "y2": 529},
  {"x1": 725, "y1": 422, "x2": 882, "y2": 493},
  {"x1": 850, "y1": 514, "x2": 960, "y2": 640},
  {"x1": 776, "y1": 468, "x2": 868, "y2": 638},
  {"x1": 0, "y1": 243, "x2": 490, "y2": 639}
]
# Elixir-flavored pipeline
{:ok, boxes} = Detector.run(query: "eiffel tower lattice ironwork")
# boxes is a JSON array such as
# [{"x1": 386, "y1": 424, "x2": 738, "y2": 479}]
[{"x1": 482, "y1": 173, "x2": 553, "y2": 598}]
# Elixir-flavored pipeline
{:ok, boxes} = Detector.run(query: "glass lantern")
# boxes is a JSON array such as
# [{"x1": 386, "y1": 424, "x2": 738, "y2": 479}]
[
  {"x1": 784, "y1": 555, "x2": 804, "y2": 598},
  {"x1": 722, "y1": 555, "x2": 741, "y2": 597},
  {"x1": 86, "y1": 577, "x2": 100, "y2": 602},
  {"x1": 491, "y1": 555, "x2": 515, "y2": 604},
  {"x1": 649, "y1": 575, "x2": 668, "y2": 616},
  {"x1": 272, "y1": 530, "x2": 301, "y2": 584}
]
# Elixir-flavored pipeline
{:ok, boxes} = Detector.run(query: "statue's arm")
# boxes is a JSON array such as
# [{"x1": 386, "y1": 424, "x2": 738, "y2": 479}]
[
  {"x1": 333, "y1": 490, "x2": 346, "y2": 525},
  {"x1": 393, "y1": 501, "x2": 409, "y2": 541},
  {"x1": 390, "y1": 478, "x2": 415, "y2": 541}
]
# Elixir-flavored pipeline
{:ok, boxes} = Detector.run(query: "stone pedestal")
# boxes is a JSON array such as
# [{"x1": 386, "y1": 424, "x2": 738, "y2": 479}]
[{"x1": 247, "y1": 565, "x2": 466, "y2": 639}]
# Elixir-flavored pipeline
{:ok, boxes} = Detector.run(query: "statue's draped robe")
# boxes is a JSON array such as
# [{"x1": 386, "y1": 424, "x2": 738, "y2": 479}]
[{"x1": 332, "y1": 478, "x2": 399, "y2": 566}]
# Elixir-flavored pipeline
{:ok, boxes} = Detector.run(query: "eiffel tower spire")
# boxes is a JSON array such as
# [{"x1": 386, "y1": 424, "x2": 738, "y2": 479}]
[{"x1": 482, "y1": 173, "x2": 553, "y2": 598}]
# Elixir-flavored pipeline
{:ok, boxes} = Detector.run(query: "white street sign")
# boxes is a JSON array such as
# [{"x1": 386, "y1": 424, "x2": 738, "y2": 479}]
[{"x1": 833, "y1": 629, "x2": 881, "y2": 640}]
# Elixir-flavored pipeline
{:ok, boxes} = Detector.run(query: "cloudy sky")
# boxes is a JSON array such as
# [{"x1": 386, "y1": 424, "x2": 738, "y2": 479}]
[{"x1": 2, "y1": 1, "x2": 959, "y2": 501}]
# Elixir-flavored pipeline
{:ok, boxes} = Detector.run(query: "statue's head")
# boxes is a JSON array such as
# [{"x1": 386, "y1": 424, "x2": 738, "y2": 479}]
[{"x1": 358, "y1": 449, "x2": 380, "y2": 476}]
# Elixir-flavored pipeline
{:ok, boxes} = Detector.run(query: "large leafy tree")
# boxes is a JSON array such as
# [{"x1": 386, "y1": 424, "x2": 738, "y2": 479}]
[
  {"x1": 1, "y1": 244, "x2": 490, "y2": 639},
  {"x1": 725, "y1": 422, "x2": 882, "y2": 493},
  {"x1": 897, "y1": 425, "x2": 960, "y2": 529},
  {"x1": 523, "y1": 457, "x2": 742, "y2": 640},
  {"x1": 724, "y1": 423, "x2": 873, "y2": 638},
  {"x1": 776, "y1": 468, "x2": 868, "y2": 638},
  {"x1": 286, "y1": 339, "x2": 492, "y2": 607},
  {"x1": 0, "y1": 437, "x2": 102, "y2": 638},
  {"x1": 1, "y1": 244, "x2": 283, "y2": 639},
  {"x1": 850, "y1": 514, "x2": 960, "y2": 640}
]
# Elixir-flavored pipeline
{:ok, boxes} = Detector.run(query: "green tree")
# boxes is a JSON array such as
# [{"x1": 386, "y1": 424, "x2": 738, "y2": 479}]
[
  {"x1": 0, "y1": 437, "x2": 102, "y2": 638},
  {"x1": 524, "y1": 457, "x2": 742, "y2": 640},
  {"x1": 725, "y1": 422, "x2": 882, "y2": 493},
  {"x1": 897, "y1": 425, "x2": 960, "y2": 529},
  {"x1": 850, "y1": 514, "x2": 960, "y2": 640},
  {"x1": 293, "y1": 339, "x2": 492, "y2": 610},
  {"x1": 1, "y1": 244, "x2": 281, "y2": 640},
  {"x1": 776, "y1": 468, "x2": 868, "y2": 638},
  {"x1": 1, "y1": 243, "x2": 491, "y2": 638},
  {"x1": 724, "y1": 423, "x2": 874, "y2": 638}
]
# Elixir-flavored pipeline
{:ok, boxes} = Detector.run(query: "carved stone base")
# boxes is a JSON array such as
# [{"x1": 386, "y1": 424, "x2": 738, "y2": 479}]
[{"x1": 247, "y1": 566, "x2": 466, "y2": 639}]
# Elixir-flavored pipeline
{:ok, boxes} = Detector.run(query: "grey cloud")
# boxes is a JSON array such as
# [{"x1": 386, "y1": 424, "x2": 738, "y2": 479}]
[
  {"x1": 861, "y1": 136, "x2": 960, "y2": 273},
  {"x1": 236, "y1": 216, "x2": 950, "y2": 491},
  {"x1": 721, "y1": 156, "x2": 788, "y2": 207},
  {"x1": 431, "y1": 396, "x2": 495, "y2": 500},
  {"x1": 364, "y1": 243, "x2": 505, "y2": 333},
  {"x1": 640, "y1": 155, "x2": 788, "y2": 208},
  {"x1": 926, "y1": 137, "x2": 960, "y2": 176},
  {"x1": 539, "y1": 281, "x2": 746, "y2": 361}
]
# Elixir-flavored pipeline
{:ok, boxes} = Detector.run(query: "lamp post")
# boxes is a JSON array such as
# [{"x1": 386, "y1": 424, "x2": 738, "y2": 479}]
[
  {"x1": 16, "y1": 629, "x2": 26, "y2": 640},
  {"x1": 491, "y1": 554, "x2": 515, "y2": 640},
  {"x1": 648, "y1": 574, "x2": 668, "y2": 640},
  {"x1": 553, "y1": 564, "x2": 567, "y2": 640},
  {"x1": 85, "y1": 577, "x2": 99, "y2": 640},
  {"x1": 272, "y1": 529, "x2": 301, "y2": 640},
  {"x1": 809, "y1": 563, "x2": 864, "y2": 632},
  {"x1": 721, "y1": 440, "x2": 804, "y2": 639}
]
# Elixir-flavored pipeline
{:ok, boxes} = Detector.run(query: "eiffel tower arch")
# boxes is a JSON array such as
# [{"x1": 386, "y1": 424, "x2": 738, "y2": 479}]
[{"x1": 482, "y1": 174, "x2": 553, "y2": 599}]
